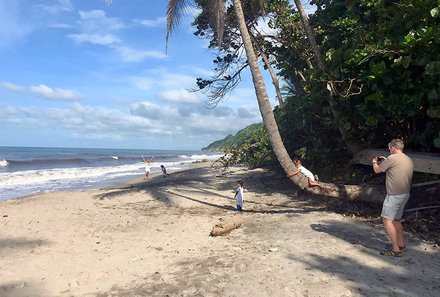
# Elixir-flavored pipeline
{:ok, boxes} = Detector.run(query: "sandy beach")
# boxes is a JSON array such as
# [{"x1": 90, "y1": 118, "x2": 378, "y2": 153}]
[{"x1": 1, "y1": 162, "x2": 439, "y2": 297}]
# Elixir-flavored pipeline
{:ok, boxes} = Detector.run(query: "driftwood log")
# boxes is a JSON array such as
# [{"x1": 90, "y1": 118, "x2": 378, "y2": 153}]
[
  {"x1": 351, "y1": 149, "x2": 440, "y2": 175},
  {"x1": 210, "y1": 216, "x2": 244, "y2": 237}
]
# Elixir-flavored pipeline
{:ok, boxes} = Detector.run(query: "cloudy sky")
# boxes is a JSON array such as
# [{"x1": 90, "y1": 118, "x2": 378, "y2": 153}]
[{"x1": 0, "y1": 0, "x2": 280, "y2": 150}]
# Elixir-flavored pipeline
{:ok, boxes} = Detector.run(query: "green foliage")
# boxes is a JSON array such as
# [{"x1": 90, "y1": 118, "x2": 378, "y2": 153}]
[
  {"x1": 203, "y1": 123, "x2": 273, "y2": 168},
  {"x1": 200, "y1": 0, "x2": 440, "y2": 172},
  {"x1": 313, "y1": 0, "x2": 440, "y2": 150},
  {"x1": 202, "y1": 123, "x2": 264, "y2": 151},
  {"x1": 270, "y1": 0, "x2": 440, "y2": 154}
]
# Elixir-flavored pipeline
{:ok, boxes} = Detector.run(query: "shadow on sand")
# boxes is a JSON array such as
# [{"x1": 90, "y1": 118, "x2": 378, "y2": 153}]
[{"x1": 287, "y1": 220, "x2": 440, "y2": 297}]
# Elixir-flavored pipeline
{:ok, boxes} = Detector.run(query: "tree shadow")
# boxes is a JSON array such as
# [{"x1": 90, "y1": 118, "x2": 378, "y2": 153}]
[
  {"x1": 0, "y1": 282, "x2": 47, "y2": 297},
  {"x1": 310, "y1": 221, "x2": 387, "y2": 251},
  {"x1": 0, "y1": 237, "x2": 51, "y2": 252},
  {"x1": 287, "y1": 220, "x2": 440, "y2": 296},
  {"x1": 93, "y1": 167, "x2": 325, "y2": 215},
  {"x1": 160, "y1": 189, "x2": 326, "y2": 215},
  {"x1": 0, "y1": 238, "x2": 51, "y2": 297}
]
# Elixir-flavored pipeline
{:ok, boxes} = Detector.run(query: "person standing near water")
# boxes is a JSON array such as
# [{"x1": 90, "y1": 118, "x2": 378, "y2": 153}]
[
  {"x1": 160, "y1": 165, "x2": 169, "y2": 178},
  {"x1": 142, "y1": 156, "x2": 153, "y2": 179}
]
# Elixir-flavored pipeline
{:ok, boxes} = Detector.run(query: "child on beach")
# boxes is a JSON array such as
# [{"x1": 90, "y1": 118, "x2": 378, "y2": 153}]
[
  {"x1": 160, "y1": 165, "x2": 169, "y2": 178},
  {"x1": 287, "y1": 159, "x2": 320, "y2": 187},
  {"x1": 142, "y1": 156, "x2": 153, "y2": 179},
  {"x1": 234, "y1": 180, "x2": 244, "y2": 212}
]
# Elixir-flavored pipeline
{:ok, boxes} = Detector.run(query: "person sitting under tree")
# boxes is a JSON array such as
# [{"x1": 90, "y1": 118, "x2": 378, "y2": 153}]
[{"x1": 287, "y1": 159, "x2": 320, "y2": 187}]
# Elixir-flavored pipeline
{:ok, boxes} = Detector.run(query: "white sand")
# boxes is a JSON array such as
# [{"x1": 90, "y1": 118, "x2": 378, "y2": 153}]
[{"x1": 1, "y1": 163, "x2": 439, "y2": 297}]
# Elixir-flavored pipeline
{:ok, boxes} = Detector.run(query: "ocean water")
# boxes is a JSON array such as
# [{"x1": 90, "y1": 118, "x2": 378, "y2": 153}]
[{"x1": 0, "y1": 146, "x2": 222, "y2": 201}]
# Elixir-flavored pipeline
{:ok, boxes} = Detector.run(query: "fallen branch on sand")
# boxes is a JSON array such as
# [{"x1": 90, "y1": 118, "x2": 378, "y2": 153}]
[
  {"x1": 210, "y1": 216, "x2": 244, "y2": 236},
  {"x1": 404, "y1": 205, "x2": 440, "y2": 213}
]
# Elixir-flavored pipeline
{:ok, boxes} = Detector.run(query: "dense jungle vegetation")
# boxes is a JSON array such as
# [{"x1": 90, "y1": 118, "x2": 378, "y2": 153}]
[{"x1": 196, "y1": 0, "x2": 440, "y2": 174}]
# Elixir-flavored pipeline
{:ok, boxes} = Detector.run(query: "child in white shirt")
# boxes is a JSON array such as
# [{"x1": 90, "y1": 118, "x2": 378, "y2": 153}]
[
  {"x1": 234, "y1": 180, "x2": 244, "y2": 211},
  {"x1": 288, "y1": 159, "x2": 320, "y2": 187}
]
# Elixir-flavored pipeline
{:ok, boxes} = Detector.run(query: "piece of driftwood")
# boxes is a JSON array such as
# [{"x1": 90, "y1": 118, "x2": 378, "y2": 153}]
[
  {"x1": 412, "y1": 180, "x2": 440, "y2": 187},
  {"x1": 351, "y1": 149, "x2": 440, "y2": 175},
  {"x1": 404, "y1": 205, "x2": 440, "y2": 213},
  {"x1": 210, "y1": 216, "x2": 244, "y2": 237}
]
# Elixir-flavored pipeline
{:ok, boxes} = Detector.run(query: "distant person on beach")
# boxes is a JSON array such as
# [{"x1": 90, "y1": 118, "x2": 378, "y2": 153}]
[
  {"x1": 372, "y1": 138, "x2": 413, "y2": 257},
  {"x1": 287, "y1": 159, "x2": 319, "y2": 187},
  {"x1": 234, "y1": 180, "x2": 244, "y2": 212},
  {"x1": 160, "y1": 165, "x2": 169, "y2": 178},
  {"x1": 142, "y1": 156, "x2": 153, "y2": 179}
]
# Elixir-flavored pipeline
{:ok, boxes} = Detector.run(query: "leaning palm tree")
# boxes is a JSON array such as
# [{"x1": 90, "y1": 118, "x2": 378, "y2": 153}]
[
  {"x1": 166, "y1": 0, "x2": 386, "y2": 202},
  {"x1": 167, "y1": 0, "x2": 310, "y2": 190}
]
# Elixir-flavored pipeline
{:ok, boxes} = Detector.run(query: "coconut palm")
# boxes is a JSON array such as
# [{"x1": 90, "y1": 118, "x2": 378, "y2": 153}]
[
  {"x1": 166, "y1": 0, "x2": 389, "y2": 202},
  {"x1": 167, "y1": 0, "x2": 310, "y2": 189}
]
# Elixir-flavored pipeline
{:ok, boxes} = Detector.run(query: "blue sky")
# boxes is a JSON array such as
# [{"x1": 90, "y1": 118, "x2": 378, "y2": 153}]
[
  {"x1": 0, "y1": 0, "x2": 316, "y2": 149},
  {"x1": 0, "y1": 0, "x2": 281, "y2": 150}
]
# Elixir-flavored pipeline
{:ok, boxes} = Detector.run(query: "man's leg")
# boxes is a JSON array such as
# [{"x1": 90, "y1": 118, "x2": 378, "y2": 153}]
[
  {"x1": 393, "y1": 220, "x2": 405, "y2": 248},
  {"x1": 383, "y1": 218, "x2": 400, "y2": 252}
]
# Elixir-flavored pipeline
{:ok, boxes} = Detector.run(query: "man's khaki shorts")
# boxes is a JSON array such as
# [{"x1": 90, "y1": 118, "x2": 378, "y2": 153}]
[{"x1": 381, "y1": 193, "x2": 410, "y2": 220}]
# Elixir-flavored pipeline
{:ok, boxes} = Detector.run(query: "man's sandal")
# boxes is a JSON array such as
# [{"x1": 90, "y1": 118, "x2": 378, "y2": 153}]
[
  {"x1": 380, "y1": 250, "x2": 401, "y2": 257},
  {"x1": 386, "y1": 244, "x2": 406, "y2": 252}
]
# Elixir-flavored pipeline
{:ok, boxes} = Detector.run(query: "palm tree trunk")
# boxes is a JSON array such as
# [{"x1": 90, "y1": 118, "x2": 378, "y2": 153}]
[
  {"x1": 165, "y1": 0, "x2": 384, "y2": 203},
  {"x1": 249, "y1": 31, "x2": 284, "y2": 106},
  {"x1": 231, "y1": 0, "x2": 388, "y2": 202},
  {"x1": 232, "y1": 0, "x2": 308, "y2": 189}
]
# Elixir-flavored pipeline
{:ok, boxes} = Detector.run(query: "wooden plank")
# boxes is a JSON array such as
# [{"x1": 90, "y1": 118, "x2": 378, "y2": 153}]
[{"x1": 351, "y1": 149, "x2": 440, "y2": 175}]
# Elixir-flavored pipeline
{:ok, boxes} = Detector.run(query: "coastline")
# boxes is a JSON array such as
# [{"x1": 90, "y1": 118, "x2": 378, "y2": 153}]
[{"x1": 1, "y1": 162, "x2": 439, "y2": 297}]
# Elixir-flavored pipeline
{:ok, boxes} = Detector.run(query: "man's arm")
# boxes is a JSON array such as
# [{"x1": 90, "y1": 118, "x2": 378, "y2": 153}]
[{"x1": 372, "y1": 157, "x2": 383, "y2": 174}]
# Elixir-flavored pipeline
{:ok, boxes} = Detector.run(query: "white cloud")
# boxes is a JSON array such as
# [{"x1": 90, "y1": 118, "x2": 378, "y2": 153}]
[
  {"x1": 78, "y1": 10, "x2": 125, "y2": 32},
  {"x1": 67, "y1": 10, "x2": 167, "y2": 62},
  {"x1": 130, "y1": 102, "x2": 165, "y2": 120},
  {"x1": 114, "y1": 46, "x2": 167, "y2": 62},
  {"x1": 50, "y1": 23, "x2": 72, "y2": 29},
  {"x1": 157, "y1": 89, "x2": 199, "y2": 104},
  {"x1": 69, "y1": 33, "x2": 120, "y2": 45},
  {"x1": 1, "y1": 82, "x2": 25, "y2": 92},
  {"x1": 38, "y1": 0, "x2": 74, "y2": 15},
  {"x1": 129, "y1": 69, "x2": 197, "y2": 91},
  {"x1": 130, "y1": 77, "x2": 155, "y2": 91},
  {"x1": 134, "y1": 17, "x2": 166, "y2": 27},
  {"x1": 1, "y1": 82, "x2": 83, "y2": 101},
  {"x1": 130, "y1": 99, "x2": 260, "y2": 135},
  {"x1": 0, "y1": 99, "x2": 261, "y2": 145},
  {"x1": 30, "y1": 84, "x2": 82, "y2": 101},
  {"x1": 237, "y1": 107, "x2": 257, "y2": 119}
]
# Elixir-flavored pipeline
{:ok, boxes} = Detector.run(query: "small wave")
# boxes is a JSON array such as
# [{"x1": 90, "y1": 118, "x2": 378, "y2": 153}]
[
  {"x1": 110, "y1": 156, "x2": 119, "y2": 160},
  {"x1": 190, "y1": 154, "x2": 223, "y2": 160},
  {"x1": 7, "y1": 157, "x2": 90, "y2": 167},
  {"x1": 0, "y1": 159, "x2": 9, "y2": 167},
  {"x1": 178, "y1": 154, "x2": 222, "y2": 161}
]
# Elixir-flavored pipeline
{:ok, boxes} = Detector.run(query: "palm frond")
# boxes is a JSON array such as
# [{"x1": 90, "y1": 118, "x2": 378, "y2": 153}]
[{"x1": 166, "y1": 0, "x2": 193, "y2": 50}]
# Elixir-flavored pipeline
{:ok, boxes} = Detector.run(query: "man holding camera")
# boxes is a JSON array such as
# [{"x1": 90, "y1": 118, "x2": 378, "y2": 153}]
[{"x1": 372, "y1": 138, "x2": 414, "y2": 257}]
